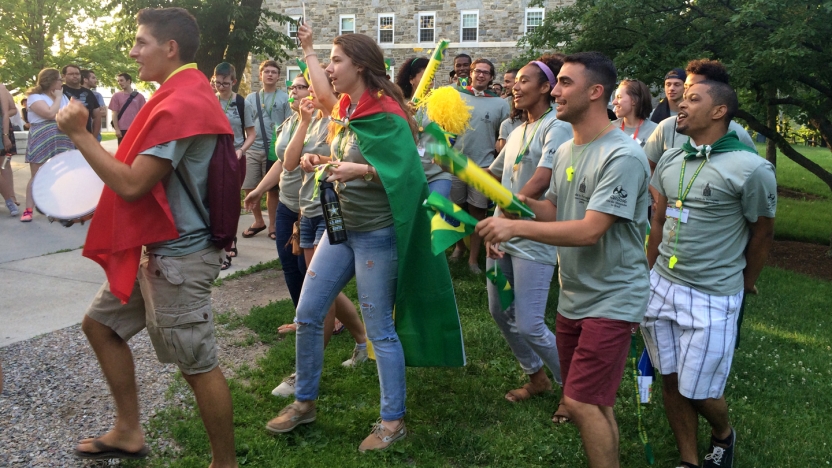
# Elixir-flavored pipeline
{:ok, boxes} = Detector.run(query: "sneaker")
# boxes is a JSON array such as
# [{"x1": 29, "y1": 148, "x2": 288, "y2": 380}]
[
  {"x1": 271, "y1": 373, "x2": 296, "y2": 397},
  {"x1": 265, "y1": 402, "x2": 316, "y2": 434},
  {"x1": 358, "y1": 419, "x2": 406, "y2": 453},
  {"x1": 20, "y1": 208, "x2": 32, "y2": 222},
  {"x1": 5, "y1": 199, "x2": 19, "y2": 216},
  {"x1": 703, "y1": 428, "x2": 735, "y2": 468},
  {"x1": 342, "y1": 345, "x2": 369, "y2": 367}
]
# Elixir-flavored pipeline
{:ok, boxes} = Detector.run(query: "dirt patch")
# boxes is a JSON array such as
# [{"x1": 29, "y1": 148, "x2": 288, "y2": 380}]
[
  {"x1": 777, "y1": 187, "x2": 826, "y2": 201},
  {"x1": 767, "y1": 240, "x2": 832, "y2": 282}
]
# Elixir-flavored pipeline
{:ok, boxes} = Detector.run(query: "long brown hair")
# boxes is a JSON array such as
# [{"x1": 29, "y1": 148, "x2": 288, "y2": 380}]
[
  {"x1": 618, "y1": 79, "x2": 653, "y2": 120},
  {"x1": 327, "y1": 34, "x2": 417, "y2": 143},
  {"x1": 27, "y1": 68, "x2": 62, "y2": 96}
]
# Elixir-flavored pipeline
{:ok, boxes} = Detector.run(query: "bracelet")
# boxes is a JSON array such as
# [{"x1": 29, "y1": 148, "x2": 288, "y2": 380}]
[{"x1": 304, "y1": 52, "x2": 317, "y2": 60}]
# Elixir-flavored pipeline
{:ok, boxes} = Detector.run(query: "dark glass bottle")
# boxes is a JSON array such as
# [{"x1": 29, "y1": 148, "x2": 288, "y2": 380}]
[{"x1": 319, "y1": 179, "x2": 348, "y2": 244}]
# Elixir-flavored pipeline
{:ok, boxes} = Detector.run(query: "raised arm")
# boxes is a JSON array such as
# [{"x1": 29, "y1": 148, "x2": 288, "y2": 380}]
[
  {"x1": 283, "y1": 100, "x2": 315, "y2": 172},
  {"x1": 297, "y1": 21, "x2": 338, "y2": 114}
]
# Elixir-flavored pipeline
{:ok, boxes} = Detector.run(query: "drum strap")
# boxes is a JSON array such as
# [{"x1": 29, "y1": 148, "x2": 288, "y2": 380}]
[{"x1": 255, "y1": 91, "x2": 270, "y2": 152}]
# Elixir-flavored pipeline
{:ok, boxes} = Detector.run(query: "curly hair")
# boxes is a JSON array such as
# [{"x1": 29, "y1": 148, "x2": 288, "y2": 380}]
[
  {"x1": 686, "y1": 59, "x2": 730, "y2": 85},
  {"x1": 395, "y1": 57, "x2": 429, "y2": 100}
]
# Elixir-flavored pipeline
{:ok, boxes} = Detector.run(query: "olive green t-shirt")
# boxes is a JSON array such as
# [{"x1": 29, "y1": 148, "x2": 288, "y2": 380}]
[
  {"x1": 299, "y1": 115, "x2": 331, "y2": 218},
  {"x1": 330, "y1": 127, "x2": 393, "y2": 231},
  {"x1": 414, "y1": 108, "x2": 451, "y2": 183},
  {"x1": 610, "y1": 118, "x2": 658, "y2": 148},
  {"x1": 489, "y1": 110, "x2": 572, "y2": 266},
  {"x1": 544, "y1": 129, "x2": 651, "y2": 323},
  {"x1": 275, "y1": 113, "x2": 303, "y2": 212},
  {"x1": 643, "y1": 116, "x2": 756, "y2": 164},
  {"x1": 650, "y1": 146, "x2": 777, "y2": 296},
  {"x1": 143, "y1": 135, "x2": 217, "y2": 256}
]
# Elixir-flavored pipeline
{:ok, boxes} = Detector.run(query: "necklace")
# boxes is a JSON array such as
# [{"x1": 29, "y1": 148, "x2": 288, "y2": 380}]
[
  {"x1": 513, "y1": 107, "x2": 552, "y2": 171},
  {"x1": 261, "y1": 90, "x2": 276, "y2": 119},
  {"x1": 621, "y1": 118, "x2": 642, "y2": 141},
  {"x1": 667, "y1": 157, "x2": 708, "y2": 269},
  {"x1": 219, "y1": 93, "x2": 235, "y2": 114},
  {"x1": 567, "y1": 122, "x2": 612, "y2": 182}
]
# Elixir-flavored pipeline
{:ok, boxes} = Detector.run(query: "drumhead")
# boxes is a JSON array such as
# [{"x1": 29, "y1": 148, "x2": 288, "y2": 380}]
[{"x1": 32, "y1": 149, "x2": 104, "y2": 220}]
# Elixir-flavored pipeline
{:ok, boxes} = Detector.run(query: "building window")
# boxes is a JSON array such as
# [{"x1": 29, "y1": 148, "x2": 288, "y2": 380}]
[
  {"x1": 525, "y1": 8, "x2": 545, "y2": 34},
  {"x1": 460, "y1": 11, "x2": 479, "y2": 42},
  {"x1": 340, "y1": 15, "x2": 355, "y2": 35},
  {"x1": 286, "y1": 66, "x2": 301, "y2": 83},
  {"x1": 378, "y1": 14, "x2": 394, "y2": 44},
  {"x1": 418, "y1": 12, "x2": 435, "y2": 43},
  {"x1": 288, "y1": 16, "x2": 301, "y2": 38}
]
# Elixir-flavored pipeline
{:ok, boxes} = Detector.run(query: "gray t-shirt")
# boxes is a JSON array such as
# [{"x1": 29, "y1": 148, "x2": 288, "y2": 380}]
[
  {"x1": 331, "y1": 128, "x2": 393, "y2": 231},
  {"x1": 644, "y1": 116, "x2": 756, "y2": 164},
  {"x1": 219, "y1": 94, "x2": 246, "y2": 149},
  {"x1": 245, "y1": 90, "x2": 291, "y2": 152},
  {"x1": 299, "y1": 116, "x2": 331, "y2": 218},
  {"x1": 414, "y1": 108, "x2": 451, "y2": 183},
  {"x1": 651, "y1": 147, "x2": 777, "y2": 296},
  {"x1": 455, "y1": 91, "x2": 510, "y2": 167},
  {"x1": 490, "y1": 111, "x2": 572, "y2": 266},
  {"x1": 274, "y1": 114, "x2": 304, "y2": 212},
  {"x1": 544, "y1": 129, "x2": 650, "y2": 323},
  {"x1": 143, "y1": 135, "x2": 218, "y2": 256},
  {"x1": 499, "y1": 117, "x2": 524, "y2": 141},
  {"x1": 611, "y1": 118, "x2": 658, "y2": 148}
]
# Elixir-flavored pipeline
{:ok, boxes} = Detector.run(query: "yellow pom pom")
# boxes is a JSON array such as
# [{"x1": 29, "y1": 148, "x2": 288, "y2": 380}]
[{"x1": 421, "y1": 86, "x2": 473, "y2": 136}]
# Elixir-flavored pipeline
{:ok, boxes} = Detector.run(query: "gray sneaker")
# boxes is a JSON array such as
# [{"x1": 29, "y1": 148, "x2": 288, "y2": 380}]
[
  {"x1": 271, "y1": 373, "x2": 296, "y2": 397},
  {"x1": 342, "y1": 345, "x2": 369, "y2": 367},
  {"x1": 6, "y1": 199, "x2": 19, "y2": 217}
]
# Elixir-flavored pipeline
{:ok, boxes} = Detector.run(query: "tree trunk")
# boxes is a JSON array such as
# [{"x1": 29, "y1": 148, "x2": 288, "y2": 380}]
[
  {"x1": 766, "y1": 86, "x2": 777, "y2": 167},
  {"x1": 226, "y1": 0, "x2": 264, "y2": 93}
]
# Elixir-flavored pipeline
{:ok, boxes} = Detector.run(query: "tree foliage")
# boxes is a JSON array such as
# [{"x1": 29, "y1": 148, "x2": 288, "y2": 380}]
[
  {"x1": 522, "y1": 0, "x2": 832, "y2": 195},
  {"x1": 110, "y1": 0, "x2": 297, "y2": 91}
]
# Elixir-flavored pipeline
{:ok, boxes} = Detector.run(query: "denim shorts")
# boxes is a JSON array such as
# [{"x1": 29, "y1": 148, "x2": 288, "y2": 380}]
[{"x1": 300, "y1": 215, "x2": 326, "y2": 249}]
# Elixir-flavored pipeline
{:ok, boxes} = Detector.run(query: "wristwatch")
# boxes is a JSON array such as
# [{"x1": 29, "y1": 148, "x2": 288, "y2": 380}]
[{"x1": 363, "y1": 164, "x2": 374, "y2": 182}]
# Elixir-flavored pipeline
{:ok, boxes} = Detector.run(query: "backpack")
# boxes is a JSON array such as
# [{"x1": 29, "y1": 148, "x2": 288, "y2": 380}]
[
  {"x1": 234, "y1": 93, "x2": 247, "y2": 138},
  {"x1": 174, "y1": 133, "x2": 246, "y2": 250}
]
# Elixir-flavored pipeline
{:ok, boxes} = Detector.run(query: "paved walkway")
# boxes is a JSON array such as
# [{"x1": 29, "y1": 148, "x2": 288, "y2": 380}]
[{"x1": 0, "y1": 140, "x2": 281, "y2": 347}]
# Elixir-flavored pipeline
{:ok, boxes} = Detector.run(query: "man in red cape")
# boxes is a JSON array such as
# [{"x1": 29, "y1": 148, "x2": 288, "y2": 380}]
[{"x1": 57, "y1": 8, "x2": 238, "y2": 466}]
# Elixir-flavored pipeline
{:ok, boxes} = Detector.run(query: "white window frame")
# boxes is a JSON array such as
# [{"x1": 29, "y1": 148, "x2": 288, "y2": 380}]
[
  {"x1": 525, "y1": 8, "x2": 545, "y2": 34},
  {"x1": 287, "y1": 15, "x2": 301, "y2": 38},
  {"x1": 286, "y1": 66, "x2": 301, "y2": 83},
  {"x1": 460, "y1": 10, "x2": 479, "y2": 43},
  {"x1": 378, "y1": 13, "x2": 395, "y2": 44},
  {"x1": 339, "y1": 14, "x2": 356, "y2": 35},
  {"x1": 417, "y1": 12, "x2": 436, "y2": 44}
]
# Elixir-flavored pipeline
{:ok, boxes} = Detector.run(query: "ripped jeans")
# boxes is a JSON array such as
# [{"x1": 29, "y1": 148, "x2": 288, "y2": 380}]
[{"x1": 293, "y1": 225, "x2": 405, "y2": 420}]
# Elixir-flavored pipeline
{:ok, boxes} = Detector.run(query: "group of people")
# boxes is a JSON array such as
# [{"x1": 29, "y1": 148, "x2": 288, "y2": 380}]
[
  {"x1": 1, "y1": 5, "x2": 775, "y2": 468},
  {"x1": 1, "y1": 66, "x2": 145, "y2": 221}
]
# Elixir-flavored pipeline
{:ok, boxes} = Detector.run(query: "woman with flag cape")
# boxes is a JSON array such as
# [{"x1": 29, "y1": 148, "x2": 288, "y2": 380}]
[
  {"x1": 485, "y1": 55, "x2": 574, "y2": 423},
  {"x1": 266, "y1": 24, "x2": 464, "y2": 452}
]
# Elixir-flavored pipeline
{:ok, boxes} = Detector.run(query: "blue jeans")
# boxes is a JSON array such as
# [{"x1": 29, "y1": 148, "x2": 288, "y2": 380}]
[
  {"x1": 274, "y1": 202, "x2": 307, "y2": 307},
  {"x1": 427, "y1": 178, "x2": 451, "y2": 199},
  {"x1": 487, "y1": 255, "x2": 562, "y2": 384},
  {"x1": 294, "y1": 225, "x2": 405, "y2": 420}
]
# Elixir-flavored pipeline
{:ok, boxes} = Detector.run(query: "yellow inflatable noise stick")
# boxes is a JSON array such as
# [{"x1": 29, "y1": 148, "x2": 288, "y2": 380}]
[{"x1": 411, "y1": 40, "x2": 450, "y2": 105}]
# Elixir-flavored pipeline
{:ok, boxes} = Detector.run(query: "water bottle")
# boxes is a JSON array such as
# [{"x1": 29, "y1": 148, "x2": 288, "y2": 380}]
[
  {"x1": 1, "y1": 155, "x2": 9, "y2": 170},
  {"x1": 319, "y1": 179, "x2": 347, "y2": 244}
]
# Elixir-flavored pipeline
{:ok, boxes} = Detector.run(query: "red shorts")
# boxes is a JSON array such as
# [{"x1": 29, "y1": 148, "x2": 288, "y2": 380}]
[{"x1": 556, "y1": 314, "x2": 637, "y2": 407}]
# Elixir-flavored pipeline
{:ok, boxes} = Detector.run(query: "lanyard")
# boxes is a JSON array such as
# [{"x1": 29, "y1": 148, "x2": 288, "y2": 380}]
[
  {"x1": 567, "y1": 122, "x2": 612, "y2": 182},
  {"x1": 219, "y1": 93, "x2": 234, "y2": 114},
  {"x1": 668, "y1": 157, "x2": 708, "y2": 269},
  {"x1": 621, "y1": 119, "x2": 642, "y2": 141},
  {"x1": 260, "y1": 90, "x2": 276, "y2": 119},
  {"x1": 335, "y1": 128, "x2": 351, "y2": 161},
  {"x1": 513, "y1": 108, "x2": 552, "y2": 169}
]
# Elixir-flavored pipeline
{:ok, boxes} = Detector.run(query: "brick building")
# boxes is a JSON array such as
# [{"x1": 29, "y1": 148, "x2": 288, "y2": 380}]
[{"x1": 253, "y1": 0, "x2": 571, "y2": 90}]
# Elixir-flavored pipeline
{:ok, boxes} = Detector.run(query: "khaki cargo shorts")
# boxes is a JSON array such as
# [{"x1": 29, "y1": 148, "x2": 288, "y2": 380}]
[{"x1": 87, "y1": 246, "x2": 223, "y2": 375}]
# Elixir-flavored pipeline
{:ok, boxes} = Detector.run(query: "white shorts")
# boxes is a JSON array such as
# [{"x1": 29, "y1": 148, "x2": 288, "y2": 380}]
[{"x1": 641, "y1": 270, "x2": 743, "y2": 400}]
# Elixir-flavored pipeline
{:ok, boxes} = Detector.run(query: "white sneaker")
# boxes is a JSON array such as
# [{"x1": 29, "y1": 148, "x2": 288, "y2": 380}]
[
  {"x1": 6, "y1": 199, "x2": 19, "y2": 217},
  {"x1": 271, "y1": 373, "x2": 296, "y2": 397},
  {"x1": 342, "y1": 345, "x2": 369, "y2": 367}
]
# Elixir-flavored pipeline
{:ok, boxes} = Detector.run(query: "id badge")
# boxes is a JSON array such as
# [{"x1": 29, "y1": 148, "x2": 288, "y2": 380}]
[
  {"x1": 417, "y1": 144, "x2": 426, "y2": 157},
  {"x1": 666, "y1": 205, "x2": 690, "y2": 223}
]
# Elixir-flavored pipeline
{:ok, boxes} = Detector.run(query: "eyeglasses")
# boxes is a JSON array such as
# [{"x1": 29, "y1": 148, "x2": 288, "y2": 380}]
[
  {"x1": 472, "y1": 69, "x2": 491, "y2": 76},
  {"x1": 215, "y1": 81, "x2": 233, "y2": 88},
  {"x1": 288, "y1": 85, "x2": 309, "y2": 91}
]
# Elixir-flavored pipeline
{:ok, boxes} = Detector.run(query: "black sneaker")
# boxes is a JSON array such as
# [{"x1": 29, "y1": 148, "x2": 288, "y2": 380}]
[{"x1": 703, "y1": 428, "x2": 735, "y2": 468}]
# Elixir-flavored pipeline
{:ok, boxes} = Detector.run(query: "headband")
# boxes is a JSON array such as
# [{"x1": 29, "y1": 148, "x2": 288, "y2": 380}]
[{"x1": 532, "y1": 61, "x2": 556, "y2": 88}]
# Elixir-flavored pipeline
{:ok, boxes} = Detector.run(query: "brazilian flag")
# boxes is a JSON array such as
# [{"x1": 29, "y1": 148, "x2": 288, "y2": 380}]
[
  {"x1": 485, "y1": 263, "x2": 514, "y2": 311},
  {"x1": 422, "y1": 192, "x2": 477, "y2": 255}
]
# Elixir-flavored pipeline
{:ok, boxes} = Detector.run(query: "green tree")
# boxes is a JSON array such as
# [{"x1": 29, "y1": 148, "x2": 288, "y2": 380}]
[
  {"x1": 522, "y1": 0, "x2": 832, "y2": 196},
  {"x1": 111, "y1": 0, "x2": 297, "y2": 91}
]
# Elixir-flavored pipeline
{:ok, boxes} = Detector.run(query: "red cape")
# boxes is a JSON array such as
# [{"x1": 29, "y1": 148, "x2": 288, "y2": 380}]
[
  {"x1": 337, "y1": 89, "x2": 408, "y2": 121},
  {"x1": 83, "y1": 68, "x2": 232, "y2": 303}
]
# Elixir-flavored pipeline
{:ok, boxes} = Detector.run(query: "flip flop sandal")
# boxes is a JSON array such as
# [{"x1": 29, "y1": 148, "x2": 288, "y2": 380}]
[
  {"x1": 278, "y1": 323, "x2": 298, "y2": 334},
  {"x1": 242, "y1": 225, "x2": 266, "y2": 238},
  {"x1": 268, "y1": 231, "x2": 277, "y2": 240},
  {"x1": 505, "y1": 382, "x2": 551, "y2": 402},
  {"x1": 221, "y1": 255, "x2": 232, "y2": 271},
  {"x1": 552, "y1": 403, "x2": 572, "y2": 424},
  {"x1": 228, "y1": 236, "x2": 238, "y2": 258},
  {"x1": 332, "y1": 319, "x2": 346, "y2": 335},
  {"x1": 74, "y1": 439, "x2": 150, "y2": 460}
]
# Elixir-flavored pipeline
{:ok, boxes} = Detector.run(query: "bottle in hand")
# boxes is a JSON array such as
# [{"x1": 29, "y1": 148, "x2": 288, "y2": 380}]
[{"x1": 319, "y1": 179, "x2": 347, "y2": 244}]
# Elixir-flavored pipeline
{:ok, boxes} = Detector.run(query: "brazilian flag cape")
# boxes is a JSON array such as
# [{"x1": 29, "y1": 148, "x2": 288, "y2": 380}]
[{"x1": 337, "y1": 90, "x2": 466, "y2": 367}]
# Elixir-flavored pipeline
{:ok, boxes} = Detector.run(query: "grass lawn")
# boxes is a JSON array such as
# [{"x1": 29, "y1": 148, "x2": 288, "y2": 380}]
[
  {"x1": 101, "y1": 132, "x2": 116, "y2": 142},
  {"x1": 126, "y1": 262, "x2": 832, "y2": 467},
  {"x1": 754, "y1": 143, "x2": 832, "y2": 245}
]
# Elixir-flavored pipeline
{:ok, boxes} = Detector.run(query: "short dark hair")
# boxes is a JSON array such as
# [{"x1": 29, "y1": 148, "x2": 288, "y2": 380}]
[
  {"x1": 454, "y1": 54, "x2": 472, "y2": 63},
  {"x1": 395, "y1": 57, "x2": 429, "y2": 99},
  {"x1": 214, "y1": 62, "x2": 237, "y2": 81},
  {"x1": 697, "y1": 79, "x2": 738, "y2": 124},
  {"x1": 117, "y1": 73, "x2": 133, "y2": 82},
  {"x1": 80, "y1": 69, "x2": 94, "y2": 83},
  {"x1": 686, "y1": 59, "x2": 730, "y2": 85},
  {"x1": 61, "y1": 64, "x2": 81, "y2": 75},
  {"x1": 136, "y1": 7, "x2": 200, "y2": 63},
  {"x1": 471, "y1": 58, "x2": 496, "y2": 83},
  {"x1": 450, "y1": 70, "x2": 456, "y2": 78},
  {"x1": 505, "y1": 68, "x2": 520, "y2": 76},
  {"x1": 563, "y1": 51, "x2": 617, "y2": 103},
  {"x1": 259, "y1": 60, "x2": 281, "y2": 74}
]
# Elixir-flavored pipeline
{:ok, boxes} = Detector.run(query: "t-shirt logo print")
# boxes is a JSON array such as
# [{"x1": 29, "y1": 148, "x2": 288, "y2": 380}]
[
  {"x1": 579, "y1": 176, "x2": 587, "y2": 194},
  {"x1": 702, "y1": 182, "x2": 712, "y2": 197},
  {"x1": 612, "y1": 185, "x2": 628, "y2": 201}
]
